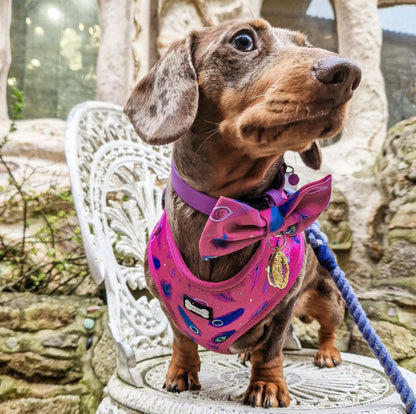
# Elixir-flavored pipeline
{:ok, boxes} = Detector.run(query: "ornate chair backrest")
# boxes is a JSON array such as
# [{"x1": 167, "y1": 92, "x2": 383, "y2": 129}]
[{"x1": 65, "y1": 101, "x2": 173, "y2": 387}]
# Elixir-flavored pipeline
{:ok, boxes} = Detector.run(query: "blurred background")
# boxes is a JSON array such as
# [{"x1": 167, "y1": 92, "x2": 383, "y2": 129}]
[{"x1": 4, "y1": 0, "x2": 416, "y2": 127}]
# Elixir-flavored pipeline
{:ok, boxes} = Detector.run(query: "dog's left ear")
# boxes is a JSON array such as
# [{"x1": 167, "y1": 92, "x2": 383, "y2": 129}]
[
  {"x1": 124, "y1": 34, "x2": 199, "y2": 145},
  {"x1": 300, "y1": 141, "x2": 322, "y2": 170}
]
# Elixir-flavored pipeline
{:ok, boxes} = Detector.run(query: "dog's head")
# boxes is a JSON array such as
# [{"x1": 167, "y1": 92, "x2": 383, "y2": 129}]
[{"x1": 125, "y1": 18, "x2": 360, "y2": 173}]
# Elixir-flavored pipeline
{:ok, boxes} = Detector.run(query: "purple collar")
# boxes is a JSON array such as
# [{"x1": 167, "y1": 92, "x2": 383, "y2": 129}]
[
  {"x1": 171, "y1": 162, "x2": 218, "y2": 215},
  {"x1": 170, "y1": 161, "x2": 285, "y2": 215}
]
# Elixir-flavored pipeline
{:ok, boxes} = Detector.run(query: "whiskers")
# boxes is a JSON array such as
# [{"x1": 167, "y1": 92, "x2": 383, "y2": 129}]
[
  {"x1": 203, "y1": 119, "x2": 220, "y2": 127},
  {"x1": 337, "y1": 116, "x2": 353, "y2": 142},
  {"x1": 245, "y1": 93, "x2": 266, "y2": 103},
  {"x1": 196, "y1": 120, "x2": 221, "y2": 153}
]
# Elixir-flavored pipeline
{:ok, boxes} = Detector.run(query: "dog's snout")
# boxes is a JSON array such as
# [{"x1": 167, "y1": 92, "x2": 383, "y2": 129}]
[{"x1": 313, "y1": 56, "x2": 361, "y2": 103}]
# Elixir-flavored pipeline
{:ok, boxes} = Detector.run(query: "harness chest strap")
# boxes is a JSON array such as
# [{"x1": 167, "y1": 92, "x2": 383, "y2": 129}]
[{"x1": 148, "y1": 210, "x2": 305, "y2": 354}]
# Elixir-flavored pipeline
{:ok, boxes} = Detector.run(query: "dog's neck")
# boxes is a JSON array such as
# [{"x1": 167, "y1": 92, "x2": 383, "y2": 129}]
[
  {"x1": 166, "y1": 130, "x2": 286, "y2": 282},
  {"x1": 171, "y1": 160, "x2": 285, "y2": 215},
  {"x1": 172, "y1": 130, "x2": 285, "y2": 199}
]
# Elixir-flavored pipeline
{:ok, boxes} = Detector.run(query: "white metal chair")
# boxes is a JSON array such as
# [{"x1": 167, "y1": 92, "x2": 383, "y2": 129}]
[{"x1": 65, "y1": 101, "x2": 416, "y2": 414}]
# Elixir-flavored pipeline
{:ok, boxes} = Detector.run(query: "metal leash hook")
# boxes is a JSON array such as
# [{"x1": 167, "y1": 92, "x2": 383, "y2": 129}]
[{"x1": 267, "y1": 233, "x2": 289, "y2": 289}]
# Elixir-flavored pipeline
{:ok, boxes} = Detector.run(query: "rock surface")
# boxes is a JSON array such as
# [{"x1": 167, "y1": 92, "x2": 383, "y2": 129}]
[
  {"x1": 375, "y1": 117, "x2": 416, "y2": 209},
  {"x1": 0, "y1": 118, "x2": 68, "y2": 205},
  {"x1": 372, "y1": 118, "x2": 416, "y2": 288},
  {"x1": 0, "y1": 293, "x2": 116, "y2": 414}
]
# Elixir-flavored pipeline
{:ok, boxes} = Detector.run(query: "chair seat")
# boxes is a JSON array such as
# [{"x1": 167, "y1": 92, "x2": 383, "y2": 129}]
[{"x1": 97, "y1": 349, "x2": 415, "y2": 413}]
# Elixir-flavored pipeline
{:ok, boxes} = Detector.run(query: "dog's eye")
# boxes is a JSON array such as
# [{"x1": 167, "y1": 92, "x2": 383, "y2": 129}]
[{"x1": 231, "y1": 33, "x2": 255, "y2": 52}]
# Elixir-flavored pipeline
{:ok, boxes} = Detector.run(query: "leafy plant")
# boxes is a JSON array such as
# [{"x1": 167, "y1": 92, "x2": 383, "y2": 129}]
[{"x1": 0, "y1": 87, "x2": 91, "y2": 295}]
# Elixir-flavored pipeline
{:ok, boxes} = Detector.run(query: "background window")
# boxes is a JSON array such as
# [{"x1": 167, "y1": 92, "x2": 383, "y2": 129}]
[{"x1": 7, "y1": 0, "x2": 99, "y2": 119}]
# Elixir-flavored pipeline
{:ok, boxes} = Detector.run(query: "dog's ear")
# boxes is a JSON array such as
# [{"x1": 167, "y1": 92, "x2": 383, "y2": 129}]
[
  {"x1": 300, "y1": 141, "x2": 322, "y2": 170},
  {"x1": 124, "y1": 35, "x2": 199, "y2": 145}
]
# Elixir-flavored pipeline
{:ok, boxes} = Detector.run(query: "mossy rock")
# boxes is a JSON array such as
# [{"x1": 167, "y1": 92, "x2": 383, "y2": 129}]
[
  {"x1": 372, "y1": 240, "x2": 416, "y2": 292},
  {"x1": 358, "y1": 296, "x2": 416, "y2": 333},
  {"x1": 400, "y1": 356, "x2": 416, "y2": 373},
  {"x1": 292, "y1": 318, "x2": 350, "y2": 352},
  {"x1": 348, "y1": 319, "x2": 416, "y2": 361},
  {"x1": 375, "y1": 116, "x2": 416, "y2": 205},
  {"x1": 372, "y1": 276, "x2": 416, "y2": 295},
  {"x1": 388, "y1": 229, "x2": 416, "y2": 245},
  {"x1": 0, "y1": 395, "x2": 80, "y2": 414}
]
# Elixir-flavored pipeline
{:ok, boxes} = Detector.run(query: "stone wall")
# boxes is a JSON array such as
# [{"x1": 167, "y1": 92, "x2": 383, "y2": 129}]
[
  {"x1": 0, "y1": 292, "x2": 116, "y2": 414},
  {"x1": 0, "y1": 119, "x2": 116, "y2": 413},
  {"x1": 373, "y1": 117, "x2": 416, "y2": 294}
]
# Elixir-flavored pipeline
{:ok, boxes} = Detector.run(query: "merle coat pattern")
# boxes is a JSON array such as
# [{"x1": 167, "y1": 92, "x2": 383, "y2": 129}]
[{"x1": 124, "y1": 18, "x2": 361, "y2": 408}]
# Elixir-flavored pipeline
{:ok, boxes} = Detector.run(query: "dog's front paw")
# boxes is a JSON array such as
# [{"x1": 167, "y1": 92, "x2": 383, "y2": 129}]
[
  {"x1": 314, "y1": 346, "x2": 342, "y2": 368},
  {"x1": 243, "y1": 380, "x2": 290, "y2": 408},
  {"x1": 164, "y1": 365, "x2": 201, "y2": 392}
]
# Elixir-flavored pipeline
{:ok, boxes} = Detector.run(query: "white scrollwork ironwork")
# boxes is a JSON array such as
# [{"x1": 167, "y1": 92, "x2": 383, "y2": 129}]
[
  {"x1": 65, "y1": 102, "x2": 173, "y2": 385},
  {"x1": 97, "y1": 397, "x2": 136, "y2": 414}
]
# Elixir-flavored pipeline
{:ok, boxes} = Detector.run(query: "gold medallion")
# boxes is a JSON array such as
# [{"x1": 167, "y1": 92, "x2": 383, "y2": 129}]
[{"x1": 267, "y1": 235, "x2": 289, "y2": 289}]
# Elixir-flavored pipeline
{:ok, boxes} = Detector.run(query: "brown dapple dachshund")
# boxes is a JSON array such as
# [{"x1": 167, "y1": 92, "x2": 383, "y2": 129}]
[{"x1": 124, "y1": 18, "x2": 361, "y2": 409}]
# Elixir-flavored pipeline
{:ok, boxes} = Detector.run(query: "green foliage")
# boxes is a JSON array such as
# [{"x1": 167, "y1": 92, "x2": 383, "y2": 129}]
[
  {"x1": 8, "y1": 86, "x2": 24, "y2": 132},
  {"x1": 0, "y1": 88, "x2": 90, "y2": 295}
]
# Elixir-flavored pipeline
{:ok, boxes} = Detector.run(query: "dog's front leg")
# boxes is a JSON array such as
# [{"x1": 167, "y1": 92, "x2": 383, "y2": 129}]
[
  {"x1": 240, "y1": 296, "x2": 299, "y2": 408},
  {"x1": 165, "y1": 326, "x2": 201, "y2": 392},
  {"x1": 243, "y1": 348, "x2": 290, "y2": 408}
]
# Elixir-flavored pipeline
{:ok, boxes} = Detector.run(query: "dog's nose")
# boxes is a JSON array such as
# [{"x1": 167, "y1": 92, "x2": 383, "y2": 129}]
[{"x1": 313, "y1": 56, "x2": 361, "y2": 104}]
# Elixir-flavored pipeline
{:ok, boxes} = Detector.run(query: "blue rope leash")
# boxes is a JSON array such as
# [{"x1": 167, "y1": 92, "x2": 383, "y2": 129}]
[{"x1": 305, "y1": 221, "x2": 416, "y2": 414}]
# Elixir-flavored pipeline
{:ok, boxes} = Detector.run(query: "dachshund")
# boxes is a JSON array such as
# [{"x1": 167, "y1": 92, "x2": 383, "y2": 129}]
[{"x1": 124, "y1": 18, "x2": 361, "y2": 409}]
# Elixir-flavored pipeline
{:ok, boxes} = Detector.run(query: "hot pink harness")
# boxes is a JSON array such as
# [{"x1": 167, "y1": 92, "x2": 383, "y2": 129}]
[
  {"x1": 148, "y1": 210, "x2": 305, "y2": 354},
  {"x1": 148, "y1": 166, "x2": 331, "y2": 354}
]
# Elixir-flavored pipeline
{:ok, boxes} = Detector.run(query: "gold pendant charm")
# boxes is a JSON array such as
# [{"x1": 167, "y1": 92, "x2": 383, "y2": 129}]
[{"x1": 267, "y1": 236, "x2": 289, "y2": 289}]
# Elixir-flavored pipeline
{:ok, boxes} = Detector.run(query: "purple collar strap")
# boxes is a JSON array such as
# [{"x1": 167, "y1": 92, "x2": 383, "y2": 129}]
[
  {"x1": 171, "y1": 162, "x2": 217, "y2": 216},
  {"x1": 171, "y1": 161, "x2": 285, "y2": 215}
]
